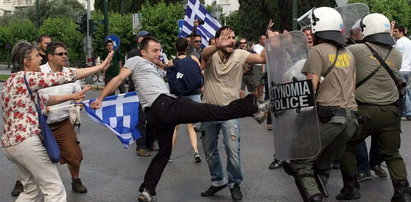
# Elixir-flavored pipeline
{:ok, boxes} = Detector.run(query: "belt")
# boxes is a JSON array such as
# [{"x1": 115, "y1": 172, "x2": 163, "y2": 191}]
[
  {"x1": 356, "y1": 100, "x2": 397, "y2": 106},
  {"x1": 333, "y1": 107, "x2": 357, "y2": 118}
]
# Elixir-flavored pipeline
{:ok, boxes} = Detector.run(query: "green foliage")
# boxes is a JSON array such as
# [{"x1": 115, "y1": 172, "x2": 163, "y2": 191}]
[
  {"x1": 236, "y1": 0, "x2": 337, "y2": 41},
  {"x1": 93, "y1": 0, "x2": 182, "y2": 14},
  {"x1": 91, "y1": 11, "x2": 134, "y2": 60},
  {"x1": 39, "y1": 17, "x2": 84, "y2": 65},
  {"x1": 140, "y1": 0, "x2": 184, "y2": 55},
  {"x1": 18, "y1": 0, "x2": 85, "y2": 26},
  {"x1": 348, "y1": 0, "x2": 411, "y2": 28}
]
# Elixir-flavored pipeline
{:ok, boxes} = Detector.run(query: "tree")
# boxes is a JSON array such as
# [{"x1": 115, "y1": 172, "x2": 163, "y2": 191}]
[
  {"x1": 91, "y1": 11, "x2": 134, "y2": 59},
  {"x1": 17, "y1": 0, "x2": 85, "y2": 26},
  {"x1": 39, "y1": 17, "x2": 84, "y2": 65},
  {"x1": 348, "y1": 0, "x2": 411, "y2": 28},
  {"x1": 139, "y1": 0, "x2": 184, "y2": 55},
  {"x1": 93, "y1": 0, "x2": 182, "y2": 14}
]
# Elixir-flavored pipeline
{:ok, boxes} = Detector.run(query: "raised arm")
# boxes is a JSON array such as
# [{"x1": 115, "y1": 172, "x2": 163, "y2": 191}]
[
  {"x1": 76, "y1": 51, "x2": 114, "y2": 80},
  {"x1": 202, "y1": 28, "x2": 234, "y2": 62}
]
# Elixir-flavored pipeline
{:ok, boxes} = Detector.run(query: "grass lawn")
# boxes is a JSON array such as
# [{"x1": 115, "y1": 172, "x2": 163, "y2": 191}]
[{"x1": 0, "y1": 74, "x2": 10, "y2": 81}]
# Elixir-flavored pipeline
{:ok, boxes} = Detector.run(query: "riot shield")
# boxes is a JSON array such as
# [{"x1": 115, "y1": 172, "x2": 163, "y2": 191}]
[
  {"x1": 265, "y1": 31, "x2": 321, "y2": 160},
  {"x1": 335, "y1": 3, "x2": 370, "y2": 38}
]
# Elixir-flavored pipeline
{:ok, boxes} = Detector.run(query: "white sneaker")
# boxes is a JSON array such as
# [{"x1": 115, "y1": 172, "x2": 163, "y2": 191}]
[{"x1": 253, "y1": 101, "x2": 271, "y2": 124}]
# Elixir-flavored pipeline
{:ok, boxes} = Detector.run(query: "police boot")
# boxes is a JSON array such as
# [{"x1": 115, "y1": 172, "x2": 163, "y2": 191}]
[
  {"x1": 335, "y1": 180, "x2": 360, "y2": 200},
  {"x1": 283, "y1": 162, "x2": 312, "y2": 202},
  {"x1": 392, "y1": 180, "x2": 411, "y2": 202}
]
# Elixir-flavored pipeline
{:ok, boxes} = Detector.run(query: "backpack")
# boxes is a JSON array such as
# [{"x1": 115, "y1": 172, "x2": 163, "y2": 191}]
[{"x1": 166, "y1": 55, "x2": 204, "y2": 96}]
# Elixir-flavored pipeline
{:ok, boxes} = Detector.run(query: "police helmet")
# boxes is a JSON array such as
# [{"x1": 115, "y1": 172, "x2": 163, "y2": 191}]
[
  {"x1": 309, "y1": 7, "x2": 346, "y2": 46},
  {"x1": 360, "y1": 13, "x2": 395, "y2": 46}
]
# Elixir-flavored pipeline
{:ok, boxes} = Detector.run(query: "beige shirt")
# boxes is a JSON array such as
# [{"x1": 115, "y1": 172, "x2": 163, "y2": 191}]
[
  {"x1": 202, "y1": 49, "x2": 251, "y2": 105},
  {"x1": 302, "y1": 43, "x2": 357, "y2": 110},
  {"x1": 349, "y1": 43, "x2": 402, "y2": 104}
]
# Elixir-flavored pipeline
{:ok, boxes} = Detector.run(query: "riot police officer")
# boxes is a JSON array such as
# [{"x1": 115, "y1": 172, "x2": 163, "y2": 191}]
[
  {"x1": 337, "y1": 13, "x2": 411, "y2": 202},
  {"x1": 287, "y1": 7, "x2": 358, "y2": 202}
]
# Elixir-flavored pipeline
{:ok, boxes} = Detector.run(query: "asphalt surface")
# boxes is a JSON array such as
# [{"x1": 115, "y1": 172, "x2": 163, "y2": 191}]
[{"x1": 0, "y1": 89, "x2": 410, "y2": 202}]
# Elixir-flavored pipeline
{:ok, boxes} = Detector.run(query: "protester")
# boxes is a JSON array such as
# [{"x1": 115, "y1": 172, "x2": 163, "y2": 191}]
[
  {"x1": 102, "y1": 40, "x2": 125, "y2": 96},
  {"x1": 200, "y1": 24, "x2": 274, "y2": 200},
  {"x1": 37, "y1": 34, "x2": 51, "y2": 65},
  {"x1": 126, "y1": 30, "x2": 158, "y2": 157},
  {"x1": 1, "y1": 41, "x2": 113, "y2": 201},
  {"x1": 169, "y1": 38, "x2": 203, "y2": 163},
  {"x1": 90, "y1": 36, "x2": 271, "y2": 202}
]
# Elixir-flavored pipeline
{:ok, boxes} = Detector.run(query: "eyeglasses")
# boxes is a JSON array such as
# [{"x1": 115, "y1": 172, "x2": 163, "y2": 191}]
[
  {"x1": 195, "y1": 40, "x2": 202, "y2": 43},
  {"x1": 54, "y1": 52, "x2": 68, "y2": 56},
  {"x1": 239, "y1": 42, "x2": 247, "y2": 44}
]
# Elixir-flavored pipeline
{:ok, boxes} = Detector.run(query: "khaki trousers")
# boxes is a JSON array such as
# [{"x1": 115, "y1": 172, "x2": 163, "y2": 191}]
[{"x1": 3, "y1": 135, "x2": 66, "y2": 202}]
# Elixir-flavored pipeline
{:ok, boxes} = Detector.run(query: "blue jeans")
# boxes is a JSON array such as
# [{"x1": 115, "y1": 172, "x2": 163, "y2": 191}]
[
  {"x1": 355, "y1": 135, "x2": 383, "y2": 174},
  {"x1": 201, "y1": 119, "x2": 242, "y2": 188},
  {"x1": 399, "y1": 71, "x2": 411, "y2": 117}
]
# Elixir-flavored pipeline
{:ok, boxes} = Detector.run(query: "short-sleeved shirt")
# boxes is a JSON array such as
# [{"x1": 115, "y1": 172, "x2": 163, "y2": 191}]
[
  {"x1": 1, "y1": 70, "x2": 76, "y2": 147},
  {"x1": 202, "y1": 49, "x2": 251, "y2": 106},
  {"x1": 102, "y1": 50, "x2": 123, "y2": 78},
  {"x1": 349, "y1": 43, "x2": 402, "y2": 104},
  {"x1": 395, "y1": 36, "x2": 411, "y2": 71},
  {"x1": 39, "y1": 63, "x2": 82, "y2": 124},
  {"x1": 302, "y1": 43, "x2": 357, "y2": 110},
  {"x1": 123, "y1": 56, "x2": 174, "y2": 110}
]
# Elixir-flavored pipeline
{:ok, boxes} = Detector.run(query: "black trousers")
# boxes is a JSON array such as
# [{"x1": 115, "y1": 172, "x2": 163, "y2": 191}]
[{"x1": 139, "y1": 94, "x2": 257, "y2": 195}]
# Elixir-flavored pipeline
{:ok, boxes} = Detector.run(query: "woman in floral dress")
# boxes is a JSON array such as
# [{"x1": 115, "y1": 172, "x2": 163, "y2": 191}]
[{"x1": 1, "y1": 41, "x2": 113, "y2": 202}]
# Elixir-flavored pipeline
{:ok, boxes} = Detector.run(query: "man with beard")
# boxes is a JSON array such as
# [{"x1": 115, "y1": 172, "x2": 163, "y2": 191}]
[{"x1": 200, "y1": 25, "x2": 274, "y2": 200}]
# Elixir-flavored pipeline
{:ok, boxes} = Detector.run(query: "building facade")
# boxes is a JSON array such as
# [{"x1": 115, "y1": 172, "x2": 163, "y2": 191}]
[{"x1": 0, "y1": 0, "x2": 94, "y2": 16}]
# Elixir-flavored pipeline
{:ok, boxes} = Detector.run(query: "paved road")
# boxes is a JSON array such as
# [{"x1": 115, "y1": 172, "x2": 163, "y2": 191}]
[{"x1": 0, "y1": 89, "x2": 410, "y2": 202}]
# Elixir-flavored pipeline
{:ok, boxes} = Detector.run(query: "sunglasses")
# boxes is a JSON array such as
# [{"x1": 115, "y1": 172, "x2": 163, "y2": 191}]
[
  {"x1": 54, "y1": 52, "x2": 68, "y2": 56},
  {"x1": 239, "y1": 42, "x2": 247, "y2": 44},
  {"x1": 195, "y1": 40, "x2": 202, "y2": 43}
]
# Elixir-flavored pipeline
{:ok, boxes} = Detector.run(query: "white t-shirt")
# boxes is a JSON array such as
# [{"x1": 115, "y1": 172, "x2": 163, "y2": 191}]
[
  {"x1": 395, "y1": 36, "x2": 411, "y2": 71},
  {"x1": 39, "y1": 63, "x2": 82, "y2": 124}
]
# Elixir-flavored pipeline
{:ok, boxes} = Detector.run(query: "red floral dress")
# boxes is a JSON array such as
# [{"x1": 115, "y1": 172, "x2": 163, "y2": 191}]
[{"x1": 1, "y1": 70, "x2": 76, "y2": 147}]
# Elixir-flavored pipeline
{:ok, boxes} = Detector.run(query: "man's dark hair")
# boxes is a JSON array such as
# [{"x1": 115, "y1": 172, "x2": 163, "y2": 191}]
[
  {"x1": 175, "y1": 37, "x2": 188, "y2": 55},
  {"x1": 140, "y1": 36, "x2": 161, "y2": 51},
  {"x1": 46, "y1": 41, "x2": 67, "y2": 55},
  {"x1": 105, "y1": 40, "x2": 113, "y2": 46},
  {"x1": 215, "y1": 26, "x2": 233, "y2": 38},
  {"x1": 37, "y1": 34, "x2": 51, "y2": 43},
  {"x1": 394, "y1": 25, "x2": 406, "y2": 34}
]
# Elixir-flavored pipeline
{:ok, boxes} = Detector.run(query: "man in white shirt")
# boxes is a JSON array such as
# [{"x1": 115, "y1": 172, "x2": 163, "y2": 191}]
[
  {"x1": 40, "y1": 41, "x2": 88, "y2": 193},
  {"x1": 393, "y1": 24, "x2": 411, "y2": 119}
]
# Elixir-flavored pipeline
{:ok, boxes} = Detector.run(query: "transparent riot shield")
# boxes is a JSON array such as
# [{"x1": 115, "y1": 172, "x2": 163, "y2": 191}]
[
  {"x1": 265, "y1": 31, "x2": 321, "y2": 160},
  {"x1": 335, "y1": 3, "x2": 370, "y2": 38}
]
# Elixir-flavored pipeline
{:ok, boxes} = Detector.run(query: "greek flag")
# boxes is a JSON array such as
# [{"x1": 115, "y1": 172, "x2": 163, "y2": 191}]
[
  {"x1": 82, "y1": 92, "x2": 141, "y2": 148},
  {"x1": 181, "y1": 0, "x2": 222, "y2": 47}
]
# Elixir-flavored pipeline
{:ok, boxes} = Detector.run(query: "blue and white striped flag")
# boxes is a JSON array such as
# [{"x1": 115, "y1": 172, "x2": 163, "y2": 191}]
[
  {"x1": 82, "y1": 92, "x2": 141, "y2": 148},
  {"x1": 181, "y1": 0, "x2": 222, "y2": 47}
]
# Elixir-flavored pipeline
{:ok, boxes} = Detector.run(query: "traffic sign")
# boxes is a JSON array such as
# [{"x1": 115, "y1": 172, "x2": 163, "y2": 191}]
[{"x1": 105, "y1": 34, "x2": 121, "y2": 50}]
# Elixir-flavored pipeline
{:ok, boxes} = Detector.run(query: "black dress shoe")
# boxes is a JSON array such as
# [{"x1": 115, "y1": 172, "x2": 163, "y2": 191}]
[
  {"x1": 269, "y1": 159, "x2": 283, "y2": 169},
  {"x1": 72, "y1": 178, "x2": 88, "y2": 193},
  {"x1": 11, "y1": 180, "x2": 23, "y2": 197},
  {"x1": 201, "y1": 184, "x2": 227, "y2": 197},
  {"x1": 336, "y1": 187, "x2": 360, "y2": 200}
]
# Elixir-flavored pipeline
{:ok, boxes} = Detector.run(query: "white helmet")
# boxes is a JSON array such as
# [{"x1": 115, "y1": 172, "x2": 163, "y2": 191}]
[
  {"x1": 360, "y1": 13, "x2": 394, "y2": 46},
  {"x1": 309, "y1": 7, "x2": 345, "y2": 46}
]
